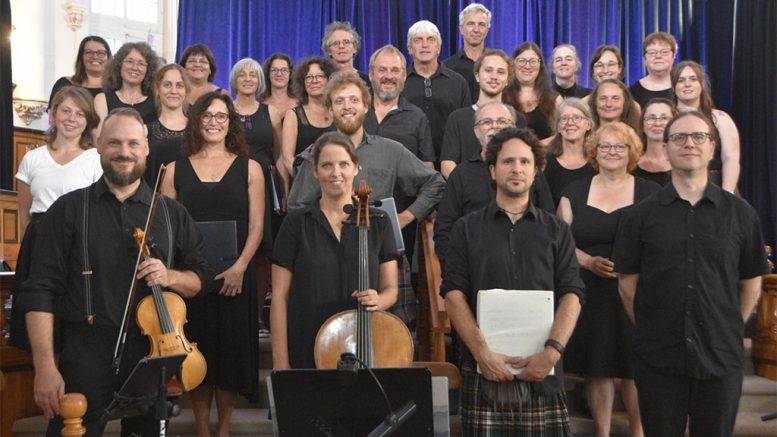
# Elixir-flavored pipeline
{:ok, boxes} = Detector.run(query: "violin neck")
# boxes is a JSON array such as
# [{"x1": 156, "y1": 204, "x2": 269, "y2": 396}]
[
  {"x1": 145, "y1": 254, "x2": 175, "y2": 334},
  {"x1": 356, "y1": 226, "x2": 372, "y2": 367}
]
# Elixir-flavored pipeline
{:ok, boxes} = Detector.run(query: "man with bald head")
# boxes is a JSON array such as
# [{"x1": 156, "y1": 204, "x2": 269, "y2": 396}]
[{"x1": 18, "y1": 108, "x2": 207, "y2": 436}]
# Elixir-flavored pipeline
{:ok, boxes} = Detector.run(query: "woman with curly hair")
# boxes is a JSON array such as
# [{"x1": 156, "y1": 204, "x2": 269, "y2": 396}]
[
  {"x1": 161, "y1": 92, "x2": 264, "y2": 437},
  {"x1": 94, "y1": 41, "x2": 161, "y2": 133},
  {"x1": 502, "y1": 41, "x2": 561, "y2": 140}
]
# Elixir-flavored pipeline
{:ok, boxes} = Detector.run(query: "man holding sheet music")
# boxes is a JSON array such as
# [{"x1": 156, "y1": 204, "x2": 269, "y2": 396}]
[{"x1": 440, "y1": 127, "x2": 583, "y2": 435}]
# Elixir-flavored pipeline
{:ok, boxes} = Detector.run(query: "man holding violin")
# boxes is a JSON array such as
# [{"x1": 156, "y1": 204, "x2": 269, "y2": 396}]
[{"x1": 17, "y1": 107, "x2": 208, "y2": 437}]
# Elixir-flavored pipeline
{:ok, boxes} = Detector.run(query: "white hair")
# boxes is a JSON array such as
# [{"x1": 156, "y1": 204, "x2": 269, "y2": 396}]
[
  {"x1": 229, "y1": 58, "x2": 265, "y2": 98},
  {"x1": 459, "y1": 3, "x2": 492, "y2": 28},
  {"x1": 406, "y1": 20, "x2": 442, "y2": 49}
]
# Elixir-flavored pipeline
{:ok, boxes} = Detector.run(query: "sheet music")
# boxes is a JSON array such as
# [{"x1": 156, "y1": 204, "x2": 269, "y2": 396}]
[
  {"x1": 376, "y1": 197, "x2": 405, "y2": 254},
  {"x1": 476, "y1": 289, "x2": 554, "y2": 375}
]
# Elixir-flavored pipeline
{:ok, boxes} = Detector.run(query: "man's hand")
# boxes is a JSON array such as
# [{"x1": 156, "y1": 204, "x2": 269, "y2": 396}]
[
  {"x1": 514, "y1": 348, "x2": 559, "y2": 382},
  {"x1": 476, "y1": 348, "x2": 520, "y2": 382},
  {"x1": 137, "y1": 257, "x2": 173, "y2": 288},
  {"x1": 586, "y1": 256, "x2": 617, "y2": 278},
  {"x1": 33, "y1": 365, "x2": 65, "y2": 419}
]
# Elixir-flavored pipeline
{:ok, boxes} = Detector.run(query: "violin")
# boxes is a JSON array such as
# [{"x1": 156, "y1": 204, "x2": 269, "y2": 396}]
[
  {"x1": 133, "y1": 228, "x2": 207, "y2": 391},
  {"x1": 314, "y1": 181, "x2": 414, "y2": 368}
]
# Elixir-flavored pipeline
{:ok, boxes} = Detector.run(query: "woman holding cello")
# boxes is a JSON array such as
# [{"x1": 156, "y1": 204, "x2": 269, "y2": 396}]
[{"x1": 270, "y1": 132, "x2": 400, "y2": 369}]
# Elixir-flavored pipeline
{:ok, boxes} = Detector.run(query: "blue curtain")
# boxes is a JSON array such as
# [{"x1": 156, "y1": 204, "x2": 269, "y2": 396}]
[{"x1": 176, "y1": 0, "x2": 712, "y2": 93}]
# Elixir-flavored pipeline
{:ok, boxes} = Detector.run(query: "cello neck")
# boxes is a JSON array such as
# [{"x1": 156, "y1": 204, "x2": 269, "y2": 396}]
[{"x1": 355, "y1": 181, "x2": 373, "y2": 368}]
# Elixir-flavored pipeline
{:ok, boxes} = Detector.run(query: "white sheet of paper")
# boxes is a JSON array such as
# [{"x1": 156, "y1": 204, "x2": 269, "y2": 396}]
[{"x1": 476, "y1": 289, "x2": 554, "y2": 375}]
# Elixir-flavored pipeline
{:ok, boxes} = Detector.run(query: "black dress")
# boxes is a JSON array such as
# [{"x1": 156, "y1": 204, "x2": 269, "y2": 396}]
[
  {"x1": 271, "y1": 204, "x2": 397, "y2": 369},
  {"x1": 144, "y1": 120, "x2": 185, "y2": 184},
  {"x1": 525, "y1": 106, "x2": 553, "y2": 139},
  {"x1": 633, "y1": 165, "x2": 671, "y2": 186},
  {"x1": 543, "y1": 154, "x2": 596, "y2": 208},
  {"x1": 104, "y1": 90, "x2": 158, "y2": 124},
  {"x1": 562, "y1": 176, "x2": 660, "y2": 378},
  {"x1": 173, "y1": 156, "x2": 258, "y2": 401},
  {"x1": 241, "y1": 104, "x2": 275, "y2": 249},
  {"x1": 292, "y1": 105, "x2": 335, "y2": 155}
]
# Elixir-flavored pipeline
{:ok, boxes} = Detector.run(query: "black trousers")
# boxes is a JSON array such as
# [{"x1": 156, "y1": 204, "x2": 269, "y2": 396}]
[
  {"x1": 46, "y1": 325, "x2": 160, "y2": 437},
  {"x1": 634, "y1": 359, "x2": 742, "y2": 437}
]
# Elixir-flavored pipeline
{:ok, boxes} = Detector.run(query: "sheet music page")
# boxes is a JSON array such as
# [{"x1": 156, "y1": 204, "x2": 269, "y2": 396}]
[{"x1": 476, "y1": 289, "x2": 554, "y2": 375}]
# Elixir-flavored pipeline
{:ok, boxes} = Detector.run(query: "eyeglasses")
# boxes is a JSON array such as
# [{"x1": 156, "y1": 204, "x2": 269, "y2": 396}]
[
  {"x1": 123, "y1": 59, "x2": 148, "y2": 68},
  {"x1": 593, "y1": 61, "x2": 619, "y2": 70},
  {"x1": 84, "y1": 49, "x2": 108, "y2": 58},
  {"x1": 515, "y1": 58, "x2": 540, "y2": 67},
  {"x1": 304, "y1": 74, "x2": 326, "y2": 83},
  {"x1": 559, "y1": 114, "x2": 585, "y2": 124},
  {"x1": 329, "y1": 39, "x2": 353, "y2": 48},
  {"x1": 645, "y1": 48, "x2": 673, "y2": 58},
  {"x1": 667, "y1": 132, "x2": 712, "y2": 146},
  {"x1": 475, "y1": 117, "x2": 515, "y2": 128},
  {"x1": 597, "y1": 143, "x2": 629, "y2": 153},
  {"x1": 186, "y1": 58, "x2": 210, "y2": 66},
  {"x1": 201, "y1": 112, "x2": 229, "y2": 124},
  {"x1": 644, "y1": 115, "x2": 671, "y2": 125},
  {"x1": 270, "y1": 67, "x2": 290, "y2": 75},
  {"x1": 423, "y1": 78, "x2": 432, "y2": 98}
]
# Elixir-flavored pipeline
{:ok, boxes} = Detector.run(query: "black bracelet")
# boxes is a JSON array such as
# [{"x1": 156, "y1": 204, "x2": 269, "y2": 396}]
[{"x1": 544, "y1": 339, "x2": 565, "y2": 355}]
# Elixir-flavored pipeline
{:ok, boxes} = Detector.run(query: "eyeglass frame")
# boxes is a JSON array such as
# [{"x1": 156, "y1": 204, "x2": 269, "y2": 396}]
[
  {"x1": 667, "y1": 132, "x2": 713, "y2": 146},
  {"x1": 201, "y1": 112, "x2": 229, "y2": 124},
  {"x1": 474, "y1": 117, "x2": 515, "y2": 129},
  {"x1": 597, "y1": 143, "x2": 629, "y2": 153}
]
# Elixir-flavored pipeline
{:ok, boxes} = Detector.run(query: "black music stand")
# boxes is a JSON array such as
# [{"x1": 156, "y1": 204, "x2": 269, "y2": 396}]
[
  {"x1": 269, "y1": 366, "x2": 434, "y2": 436},
  {"x1": 103, "y1": 354, "x2": 185, "y2": 437}
]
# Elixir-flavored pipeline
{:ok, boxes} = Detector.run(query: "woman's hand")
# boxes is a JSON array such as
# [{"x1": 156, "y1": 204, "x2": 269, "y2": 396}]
[
  {"x1": 215, "y1": 263, "x2": 247, "y2": 296},
  {"x1": 586, "y1": 256, "x2": 617, "y2": 278},
  {"x1": 352, "y1": 289, "x2": 380, "y2": 311}
]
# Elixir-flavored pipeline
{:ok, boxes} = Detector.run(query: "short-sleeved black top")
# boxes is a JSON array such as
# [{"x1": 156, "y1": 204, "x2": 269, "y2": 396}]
[
  {"x1": 271, "y1": 203, "x2": 398, "y2": 368},
  {"x1": 612, "y1": 182, "x2": 769, "y2": 378},
  {"x1": 440, "y1": 201, "x2": 585, "y2": 393}
]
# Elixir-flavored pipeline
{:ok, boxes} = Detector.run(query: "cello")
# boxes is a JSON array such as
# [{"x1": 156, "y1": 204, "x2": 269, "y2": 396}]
[
  {"x1": 113, "y1": 165, "x2": 207, "y2": 392},
  {"x1": 314, "y1": 181, "x2": 414, "y2": 368}
]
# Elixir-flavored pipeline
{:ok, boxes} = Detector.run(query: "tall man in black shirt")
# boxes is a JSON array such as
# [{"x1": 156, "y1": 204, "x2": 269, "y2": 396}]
[
  {"x1": 19, "y1": 108, "x2": 207, "y2": 437},
  {"x1": 441, "y1": 127, "x2": 583, "y2": 434},
  {"x1": 613, "y1": 111, "x2": 768, "y2": 437},
  {"x1": 443, "y1": 2, "x2": 492, "y2": 100},
  {"x1": 402, "y1": 20, "x2": 471, "y2": 165}
]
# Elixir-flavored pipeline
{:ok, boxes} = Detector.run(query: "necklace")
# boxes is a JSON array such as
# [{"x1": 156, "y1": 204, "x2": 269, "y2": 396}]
[{"x1": 118, "y1": 89, "x2": 142, "y2": 105}]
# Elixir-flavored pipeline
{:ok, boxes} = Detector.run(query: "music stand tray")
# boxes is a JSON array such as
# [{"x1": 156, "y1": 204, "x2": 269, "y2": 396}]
[
  {"x1": 269, "y1": 367, "x2": 434, "y2": 436},
  {"x1": 103, "y1": 354, "x2": 186, "y2": 422}
]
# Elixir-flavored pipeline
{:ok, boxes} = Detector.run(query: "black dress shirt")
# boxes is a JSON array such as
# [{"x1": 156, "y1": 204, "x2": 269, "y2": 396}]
[
  {"x1": 612, "y1": 183, "x2": 769, "y2": 378},
  {"x1": 440, "y1": 201, "x2": 585, "y2": 393},
  {"x1": 18, "y1": 178, "x2": 208, "y2": 329},
  {"x1": 434, "y1": 153, "x2": 556, "y2": 262},
  {"x1": 402, "y1": 62, "x2": 472, "y2": 161},
  {"x1": 272, "y1": 203, "x2": 398, "y2": 368},
  {"x1": 440, "y1": 106, "x2": 528, "y2": 165},
  {"x1": 364, "y1": 97, "x2": 435, "y2": 162},
  {"x1": 443, "y1": 49, "x2": 478, "y2": 103},
  {"x1": 554, "y1": 81, "x2": 592, "y2": 99}
]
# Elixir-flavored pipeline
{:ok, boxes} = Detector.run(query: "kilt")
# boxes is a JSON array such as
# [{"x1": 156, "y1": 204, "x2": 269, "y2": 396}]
[{"x1": 460, "y1": 367, "x2": 571, "y2": 437}]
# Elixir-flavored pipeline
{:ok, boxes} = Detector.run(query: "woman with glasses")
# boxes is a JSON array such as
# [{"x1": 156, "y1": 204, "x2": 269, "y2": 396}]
[
  {"x1": 629, "y1": 32, "x2": 677, "y2": 109},
  {"x1": 278, "y1": 56, "x2": 336, "y2": 193},
  {"x1": 48, "y1": 36, "x2": 112, "y2": 109},
  {"x1": 143, "y1": 64, "x2": 190, "y2": 184},
  {"x1": 671, "y1": 60, "x2": 740, "y2": 191},
  {"x1": 589, "y1": 79, "x2": 641, "y2": 133},
  {"x1": 94, "y1": 42, "x2": 161, "y2": 134},
  {"x1": 589, "y1": 45, "x2": 625, "y2": 86},
  {"x1": 161, "y1": 92, "x2": 264, "y2": 437},
  {"x1": 502, "y1": 42, "x2": 561, "y2": 139},
  {"x1": 558, "y1": 122, "x2": 660, "y2": 437},
  {"x1": 544, "y1": 98, "x2": 596, "y2": 207},
  {"x1": 259, "y1": 53, "x2": 298, "y2": 117},
  {"x1": 179, "y1": 43, "x2": 229, "y2": 108},
  {"x1": 633, "y1": 98, "x2": 678, "y2": 186}
]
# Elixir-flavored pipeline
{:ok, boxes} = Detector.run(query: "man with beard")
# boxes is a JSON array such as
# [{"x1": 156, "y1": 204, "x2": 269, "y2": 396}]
[
  {"x1": 289, "y1": 71, "x2": 444, "y2": 326},
  {"x1": 439, "y1": 49, "x2": 526, "y2": 179},
  {"x1": 17, "y1": 108, "x2": 207, "y2": 437},
  {"x1": 365, "y1": 45, "x2": 435, "y2": 166},
  {"x1": 443, "y1": 3, "x2": 492, "y2": 101},
  {"x1": 434, "y1": 101, "x2": 553, "y2": 263},
  {"x1": 441, "y1": 127, "x2": 583, "y2": 435}
]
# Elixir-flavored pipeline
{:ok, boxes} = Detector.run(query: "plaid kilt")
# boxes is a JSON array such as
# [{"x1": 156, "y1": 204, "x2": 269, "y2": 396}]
[{"x1": 460, "y1": 367, "x2": 571, "y2": 437}]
